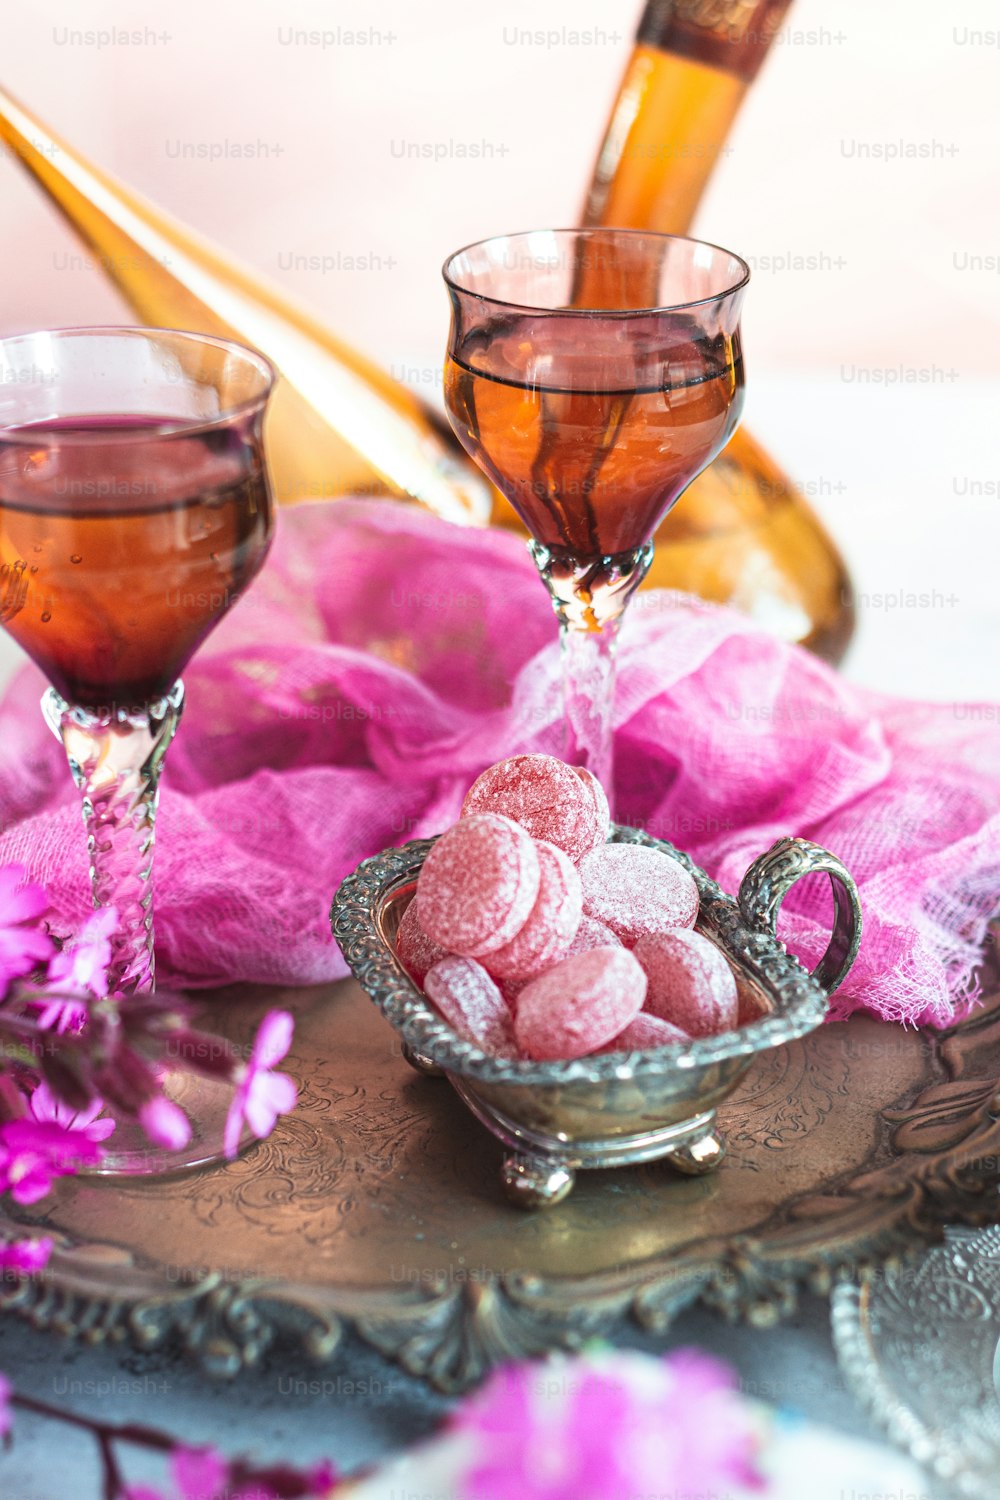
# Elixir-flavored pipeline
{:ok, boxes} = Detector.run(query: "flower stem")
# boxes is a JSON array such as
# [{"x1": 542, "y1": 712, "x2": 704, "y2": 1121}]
[{"x1": 10, "y1": 1391, "x2": 176, "y2": 1451}]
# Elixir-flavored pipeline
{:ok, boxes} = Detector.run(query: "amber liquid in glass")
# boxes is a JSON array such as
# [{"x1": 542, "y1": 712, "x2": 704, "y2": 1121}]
[
  {"x1": 446, "y1": 317, "x2": 744, "y2": 561},
  {"x1": 0, "y1": 416, "x2": 271, "y2": 707}
]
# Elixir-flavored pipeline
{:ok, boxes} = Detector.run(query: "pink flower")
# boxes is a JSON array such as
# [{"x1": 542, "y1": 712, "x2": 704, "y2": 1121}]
[
  {"x1": 126, "y1": 1445, "x2": 337, "y2": 1500},
  {"x1": 46, "y1": 907, "x2": 116, "y2": 996},
  {"x1": 0, "y1": 1118, "x2": 104, "y2": 1204},
  {"x1": 0, "y1": 864, "x2": 53, "y2": 1001},
  {"x1": 35, "y1": 991, "x2": 88, "y2": 1033},
  {"x1": 29, "y1": 1083, "x2": 116, "y2": 1144},
  {"x1": 0, "y1": 1237, "x2": 52, "y2": 1274},
  {"x1": 125, "y1": 1446, "x2": 228, "y2": 1500},
  {"x1": 223, "y1": 1011, "x2": 297, "y2": 1159},
  {"x1": 453, "y1": 1348, "x2": 767, "y2": 1500},
  {"x1": 37, "y1": 907, "x2": 118, "y2": 1030},
  {"x1": 140, "y1": 1096, "x2": 191, "y2": 1151}
]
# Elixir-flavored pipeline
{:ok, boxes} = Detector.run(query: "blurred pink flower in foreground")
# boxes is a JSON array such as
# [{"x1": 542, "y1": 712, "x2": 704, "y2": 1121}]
[
  {"x1": 140, "y1": 1096, "x2": 192, "y2": 1151},
  {"x1": 452, "y1": 1347, "x2": 767, "y2": 1500},
  {"x1": 29, "y1": 1083, "x2": 116, "y2": 1144},
  {"x1": 0, "y1": 1236, "x2": 52, "y2": 1273},
  {"x1": 223, "y1": 1010, "x2": 297, "y2": 1159},
  {"x1": 47, "y1": 907, "x2": 116, "y2": 995},
  {"x1": 126, "y1": 1443, "x2": 338, "y2": 1499},
  {"x1": 38, "y1": 907, "x2": 118, "y2": 1029},
  {"x1": 0, "y1": 865, "x2": 53, "y2": 999},
  {"x1": 0, "y1": 1118, "x2": 104, "y2": 1204}
]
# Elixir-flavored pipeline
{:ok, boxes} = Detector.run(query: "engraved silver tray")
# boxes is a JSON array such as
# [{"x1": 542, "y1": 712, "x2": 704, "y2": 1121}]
[
  {"x1": 834, "y1": 1225, "x2": 1000, "y2": 1499},
  {"x1": 332, "y1": 825, "x2": 862, "y2": 1207}
]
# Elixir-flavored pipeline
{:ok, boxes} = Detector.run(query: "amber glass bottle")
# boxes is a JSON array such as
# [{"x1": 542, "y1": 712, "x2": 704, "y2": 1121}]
[
  {"x1": 0, "y1": 85, "x2": 491, "y2": 528},
  {"x1": 577, "y1": 0, "x2": 855, "y2": 661}
]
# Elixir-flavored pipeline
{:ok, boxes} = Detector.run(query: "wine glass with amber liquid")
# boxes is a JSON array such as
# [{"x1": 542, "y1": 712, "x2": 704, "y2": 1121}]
[
  {"x1": 0, "y1": 327, "x2": 275, "y2": 1174},
  {"x1": 443, "y1": 229, "x2": 747, "y2": 802}
]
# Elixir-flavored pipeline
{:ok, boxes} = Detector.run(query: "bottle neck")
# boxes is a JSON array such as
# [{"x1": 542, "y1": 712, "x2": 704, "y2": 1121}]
[
  {"x1": 582, "y1": 44, "x2": 747, "y2": 237},
  {"x1": 637, "y1": 0, "x2": 794, "y2": 81},
  {"x1": 582, "y1": 0, "x2": 794, "y2": 237}
]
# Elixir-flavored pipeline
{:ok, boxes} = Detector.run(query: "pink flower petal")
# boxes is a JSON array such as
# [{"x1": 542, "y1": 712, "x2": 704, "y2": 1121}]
[
  {"x1": 172, "y1": 1445, "x2": 228, "y2": 1500},
  {"x1": 139, "y1": 1097, "x2": 192, "y2": 1151},
  {"x1": 253, "y1": 1010, "x2": 294, "y2": 1071},
  {"x1": 37, "y1": 995, "x2": 89, "y2": 1033},
  {"x1": 243, "y1": 1071, "x2": 297, "y2": 1140},
  {"x1": 0, "y1": 865, "x2": 49, "y2": 925},
  {"x1": 0, "y1": 1237, "x2": 52, "y2": 1274},
  {"x1": 223, "y1": 1084, "x2": 249, "y2": 1160}
]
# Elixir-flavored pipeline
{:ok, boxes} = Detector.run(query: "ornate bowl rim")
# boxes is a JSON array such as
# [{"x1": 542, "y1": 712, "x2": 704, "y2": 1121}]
[{"x1": 332, "y1": 824, "x2": 832, "y2": 1087}]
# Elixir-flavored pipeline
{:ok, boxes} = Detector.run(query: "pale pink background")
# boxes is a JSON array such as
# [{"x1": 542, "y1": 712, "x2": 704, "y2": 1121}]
[
  {"x1": 0, "y1": 0, "x2": 997, "y2": 700},
  {"x1": 1, "y1": 0, "x2": 997, "y2": 373}
]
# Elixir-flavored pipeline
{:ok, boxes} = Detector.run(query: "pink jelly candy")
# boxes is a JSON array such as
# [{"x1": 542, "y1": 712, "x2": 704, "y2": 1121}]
[
  {"x1": 633, "y1": 929, "x2": 739, "y2": 1038},
  {"x1": 594, "y1": 1012, "x2": 690, "y2": 1054},
  {"x1": 424, "y1": 956, "x2": 516, "y2": 1058},
  {"x1": 462, "y1": 754, "x2": 608, "y2": 863},
  {"x1": 514, "y1": 946, "x2": 646, "y2": 1061},
  {"x1": 578, "y1": 843, "x2": 698, "y2": 945},
  {"x1": 417, "y1": 813, "x2": 541, "y2": 957},
  {"x1": 483, "y1": 840, "x2": 583, "y2": 981},
  {"x1": 396, "y1": 897, "x2": 451, "y2": 986}
]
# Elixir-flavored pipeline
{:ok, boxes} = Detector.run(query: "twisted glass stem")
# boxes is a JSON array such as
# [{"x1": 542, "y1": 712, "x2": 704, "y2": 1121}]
[
  {"x1": 560, "y1": 620, "x2": 620, "y2": 795},
  {"x1": 531, "y1": 540, "x2": 653, "y2": 807},
  {"x1": 43, "y1": 683, "x2": 184, "y2": 997}
]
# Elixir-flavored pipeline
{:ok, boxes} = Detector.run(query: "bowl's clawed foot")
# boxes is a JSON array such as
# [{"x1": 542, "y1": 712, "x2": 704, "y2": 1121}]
[
  {"x1": 501, "y1": 1153, "x2": 576, "y2": 1209},
  {"x1": 668, "y1": 1126, "x2": 726, "y2": 1177},
  {"x1": 401, "y1": 1043, "x2": 446, "y2": 1078}
]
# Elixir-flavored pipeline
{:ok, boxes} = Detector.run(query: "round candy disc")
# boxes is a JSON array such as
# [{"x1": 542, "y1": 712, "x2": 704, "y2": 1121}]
[
  {"x1": 396, "y1": 897, "x2": 451, "y2": 986},
  {"x1": 462, "y1": 754, "x2": 607, "y2": 863},
  {"x1": 594, "y1": 1012, "x2": 690, "y2": 1055},
  {"x1": 573, "y1": 766, "x2": 611, "y2": 845},
  {"x1": 578, "y1": 843, "x2": 698, "y2": 945},
  {"x1": 515, "y1": 946, "x2": 646, "y2": 1061},
  {"x1": 503, "y1": 917, "x2": 623, "y2": 1014},
  {"x1": 417, "y1": 813, "x2": 540, "y2": 957},
  {"x1": 563, "y1": 914, "x2": 621, "y2": 960},
  {"x1": 483, "y1": 840, "x2": 583, "y2": 981},
  {"x1": 424, "y1": 956, "x2": 516, "y2": 1058},
  {"x1": 633, "y1": 929, "x2": 738, "y2": 1038}
]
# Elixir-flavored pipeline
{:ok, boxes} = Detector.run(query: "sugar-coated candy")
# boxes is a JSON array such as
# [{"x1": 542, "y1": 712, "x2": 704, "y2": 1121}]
[
  {"x1": 483, "y1": 841, "x2": 583, "y2": 981},
  {"x1": 563, "y1": 914, "x2": 622, "y2": 960},
  {"x1": 417, "y1": 813, "x2": 541, "y2": 957},
  {"x1": 578, "y1": 843, "x2": 698, "y2": 945},
  {"x1": 633, "y1": 929, "x2": 738, "y2": 1038},
  {"x1": 424, "y1": 956, "x2": 516, "y2": 1058},
  {"x1": 515, "y1": 946, "x2": 646, "y2": 1061},
  {"x1": 594, "y1": 1012, "x2": 690, "y2": 1054},
  {"x1": 573, "y1": 766, "x2": 611, "y2": 845},
  {"x1": 396, "y1": 897, "x2": 451, "y2": 986},
  {"x1": 462, "y1": 754, "x2": 607, "y2": 863}
]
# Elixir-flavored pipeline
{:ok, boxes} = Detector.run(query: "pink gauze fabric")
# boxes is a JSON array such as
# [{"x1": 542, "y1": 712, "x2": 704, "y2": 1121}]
[{"x1": 0, "y1": 499, "x2": 996, "y2": 1028}]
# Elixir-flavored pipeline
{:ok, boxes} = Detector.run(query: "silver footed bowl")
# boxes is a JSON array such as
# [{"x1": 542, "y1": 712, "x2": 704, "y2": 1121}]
[{"x1": 332, "y1": 826, "x2": 862, "y2": 1209}]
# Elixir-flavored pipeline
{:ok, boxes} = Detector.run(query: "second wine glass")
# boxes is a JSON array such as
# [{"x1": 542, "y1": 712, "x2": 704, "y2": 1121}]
[
  {"x1": 0, "y1": 326, "x2": 275, "y2": 1174},
  {"x1": 443, "y1": 228, "x2": 748, "y2": 802}
]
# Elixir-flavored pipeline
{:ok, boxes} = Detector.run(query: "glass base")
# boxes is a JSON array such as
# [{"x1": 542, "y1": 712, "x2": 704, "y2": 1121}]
[{"x1": 83, "y1": 1066, "x2": 250, "y2": 1178}]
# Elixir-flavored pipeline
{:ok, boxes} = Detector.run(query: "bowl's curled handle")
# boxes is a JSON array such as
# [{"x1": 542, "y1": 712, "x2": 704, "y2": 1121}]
[{"x1": 737, "y1": 837, "x2": 863, "y2": 996}]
